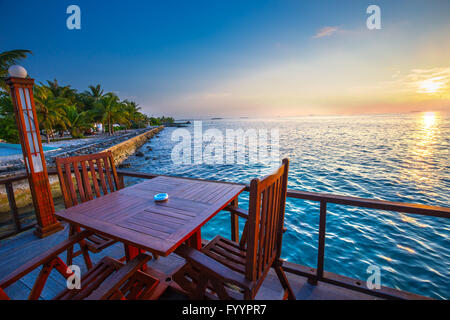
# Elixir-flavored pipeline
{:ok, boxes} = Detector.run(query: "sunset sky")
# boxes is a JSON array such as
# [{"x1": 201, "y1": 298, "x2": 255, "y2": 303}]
[{"x1": 1, "y1": 0, "x2": 449, "y2": 118}]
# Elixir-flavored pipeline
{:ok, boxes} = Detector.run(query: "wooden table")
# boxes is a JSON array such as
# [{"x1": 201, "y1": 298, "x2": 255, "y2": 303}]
[{"x1": 55, "y1": 176, "x2": 245, "y2": 257}]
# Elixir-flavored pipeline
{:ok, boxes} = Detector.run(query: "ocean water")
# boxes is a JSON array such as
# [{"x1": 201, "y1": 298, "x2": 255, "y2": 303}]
[{"x1": 124, "y1": 112, "x2": 449, "y2": 299}]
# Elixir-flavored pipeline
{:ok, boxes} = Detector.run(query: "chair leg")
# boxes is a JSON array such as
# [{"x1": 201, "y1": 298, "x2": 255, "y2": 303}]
[
  {"x1": 210, "y1": 278, "x2": 230, "y2": 300},
  {"x1": 80, "y1": 240, "x2": 93, "y2": 270},
  {"x1": 193, "y1": 275, "x2": 208, "y2": 300},
  {"x1": 274, "y1": 263, "x2": 295, "y2": 300},
  {"x1": 243, "y1": 288, "x2": 253, "y2": 300},
  {"x1": 67, "y1": 245, "x2": 74, "y2": 267},
  {"x1": 67, "y1": 224, "x2": 75, "y2": 267},
  {"x1": 28, "y1": 260, "x2": 55, "y2": 300}
]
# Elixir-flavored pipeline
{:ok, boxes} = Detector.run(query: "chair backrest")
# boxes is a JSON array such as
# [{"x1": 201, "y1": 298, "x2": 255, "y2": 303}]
[
  {"x1": 55, "y1": 151, "x2": 123, "y2": 208},
  {"x1": 245, "y1": 158, "x2": 289, "y2": 283}
]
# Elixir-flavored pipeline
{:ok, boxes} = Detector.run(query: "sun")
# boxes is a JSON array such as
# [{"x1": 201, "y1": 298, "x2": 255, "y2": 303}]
[{"x1": 418, "y1": 77, "x2": 446, "y2": 94}]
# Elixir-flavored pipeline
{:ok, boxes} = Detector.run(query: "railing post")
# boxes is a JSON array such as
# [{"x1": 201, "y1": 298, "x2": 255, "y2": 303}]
[
  {"x1": 230, "y1": 198, "x2": 239, "y2": 243},
  {"x1": 309, "y1": 200, "x2": 327, "y2": 285},
  {"x1": 118, "y1": 173, "x2": 125, "y2": 189},
  {"x1": 5, "y1": 181, "x2": 21, "y2": 232}
]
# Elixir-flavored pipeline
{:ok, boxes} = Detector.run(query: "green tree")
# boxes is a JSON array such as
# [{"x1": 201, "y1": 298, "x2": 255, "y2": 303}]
[
  {"x1": 86, "y1": 84, "x2": 104, "y2": 100},
  {"x1": 0, "y1": 59, "x2": 170, "y2": 142},
  {"x1": 34, "y1": 85, "x2": 68, "y2": 143},
  {"x1": 123, "y1": 100, "x2": 147, "y2": 128},
  {"x1": 0, "y1": 49, "x2": 32, "y2": 91},
  {"x1": 45, "y1": 79, "x2": 77, "y2": 103},
  {"x1": 160, "y1": 116, "x2": 174, "y2": 124},
  {"x1": 78, "y1": 84, "x2": 105, "y2": 114},
  {"x1": 94, "y1": 93, "x2": 130, "y2": 135},
  {"x1": 149, "y1": 117, "x2": 162, "y2": 126},
  {"x1": 65, "y1": 105, "x2": 92, "y2": 138},
  {"x1": 0, "y1": 92, "x2": 19, "y2": 143}
]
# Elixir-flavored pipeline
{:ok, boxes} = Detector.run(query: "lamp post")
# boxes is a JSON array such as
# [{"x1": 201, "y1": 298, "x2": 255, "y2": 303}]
[{"x1": 6, "y1": 65, "x2": 63, "y2": 238}]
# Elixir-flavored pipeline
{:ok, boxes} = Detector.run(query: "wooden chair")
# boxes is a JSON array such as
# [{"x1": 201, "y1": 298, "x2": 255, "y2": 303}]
[
  {"x1": 173, "y1": 158, "x2": 295, "y2": 300},
  {"x1": 0, "y1": 230, "x2": 167, "y2": 300},
  {"x1": 55, "y1": 151, "x2": 124, "y2": 269}
]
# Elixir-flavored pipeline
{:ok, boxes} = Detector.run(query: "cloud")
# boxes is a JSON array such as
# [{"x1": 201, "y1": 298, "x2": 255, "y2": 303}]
[
  {"x1": 404, "y1": 67, "x2": 450, "y2": 94},
  {"x1": 406, "y1": 67, "x2": 450, "y2": 81},
  {"x1": 363, "y1": 67, "x2": 450, "y2": 97},
  {"x1": 313, "y1": 26, "x2": 340, "y2": 38}
]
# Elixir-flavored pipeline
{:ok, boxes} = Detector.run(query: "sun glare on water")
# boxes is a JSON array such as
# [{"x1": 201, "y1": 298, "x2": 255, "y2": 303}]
[{"x1": 423, "y1": 111, "x2": 436, "y2": 127}]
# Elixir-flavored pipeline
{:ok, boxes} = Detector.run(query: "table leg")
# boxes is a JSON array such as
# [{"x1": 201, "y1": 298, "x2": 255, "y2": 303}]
[
  {"x1": 124, "y1": 244, "x2": 147, "y2": 271},
  {"x1": 187, "y1": 229, "x2": 202, "y2": 250}
]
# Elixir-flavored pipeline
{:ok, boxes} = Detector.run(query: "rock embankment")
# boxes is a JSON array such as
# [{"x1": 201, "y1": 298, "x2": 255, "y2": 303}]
[{"x1": 103, "y1": 126, "x2": 163, "y2": 165}]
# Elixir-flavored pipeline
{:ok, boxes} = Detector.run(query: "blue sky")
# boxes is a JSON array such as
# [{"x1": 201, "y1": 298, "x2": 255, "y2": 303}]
[{"x1": 1, "y1": 0, "x2": 449, "y2": 118}]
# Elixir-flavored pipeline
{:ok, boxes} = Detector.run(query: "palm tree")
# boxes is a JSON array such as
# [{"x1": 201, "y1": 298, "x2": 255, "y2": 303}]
[
  {"x1": 0, "y1": 91, "x2": 19, "y2": 142},
  {"x1": 65, "y1": 105, "x2": 92, "y2": 138},
  {"x1": 46, "y1": 79, "x2": 77, "y2": 101},
  {"x1": 0, "y1": 49, "x2": 32, "y2": 91},
  {"x1": 86, "y1": 84, "x2": 104, "y2": 100},
  {"x1": 0, "y1": 62, "x2": 156, "y2": 142},
  {"x1": 78, "y1": 84, "x2": 105, "y2": 120},
  {"x1": 123, "y1": 100, "x2": 146, "y2": 128},
  {"x1": 34, "y1": 85, "x2": 69, "y2": 143},
  {"x1": 94, "y1": 93, "x2": 130, "y2": 135}
]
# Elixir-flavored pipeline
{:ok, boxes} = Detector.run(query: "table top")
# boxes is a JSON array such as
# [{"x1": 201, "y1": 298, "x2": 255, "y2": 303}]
[{"x1": 55, "y1": 176, "x2": 245, "y2": 256}]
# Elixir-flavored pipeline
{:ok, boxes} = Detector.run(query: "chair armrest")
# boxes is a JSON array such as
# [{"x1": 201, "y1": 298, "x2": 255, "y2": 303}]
[
  {"x1": 0, "y1": 229, "x2": 93, "y2": 289},
  {"x1": 86, "y1": 253, "x2": 153, "y2": 300},
  {"x1": 175, "y1": 244, "x2": 253, "y2": 291},
  {"x1": 225, "y1": 205, "x2": 249, "y2": 219}
]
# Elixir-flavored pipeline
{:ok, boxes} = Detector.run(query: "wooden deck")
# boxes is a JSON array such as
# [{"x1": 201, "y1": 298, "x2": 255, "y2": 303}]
[{"x1": 0, "y1": 224, "x2": 380, "y2": 300}]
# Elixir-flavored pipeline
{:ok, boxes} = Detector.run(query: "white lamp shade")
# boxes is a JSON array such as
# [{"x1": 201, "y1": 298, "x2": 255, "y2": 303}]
[{"x1": 8, "y1": 65, "x2": 27, "y2": 78}]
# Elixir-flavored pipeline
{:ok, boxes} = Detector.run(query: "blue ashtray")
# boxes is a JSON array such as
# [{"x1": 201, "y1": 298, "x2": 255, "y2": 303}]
[{"x1": 154, "y1": 193, "x2": 169, "y2": 202}]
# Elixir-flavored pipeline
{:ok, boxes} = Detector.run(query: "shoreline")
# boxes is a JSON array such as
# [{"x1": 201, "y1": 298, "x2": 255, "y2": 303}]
[
  {"x1": 0, "y1": 127, "x2": 161, "y2": 176},
  {"x1": 0, "y1": 126, "x2": 164, "y2": 215}
]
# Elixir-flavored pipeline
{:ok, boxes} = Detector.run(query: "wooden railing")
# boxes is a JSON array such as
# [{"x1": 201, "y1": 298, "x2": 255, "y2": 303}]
[
  {"x1": 271, "y1": 189, "x2": 449, "y2": 299},
  {"x1": 114, "y1": 169, "x2": 450, "y2": 299},
  {"x1": 0, "y1": 172, "x2": 35, "y2": 239},
  {"x1": 0, "y1": 168, "x2": 449, "y2": 299}
]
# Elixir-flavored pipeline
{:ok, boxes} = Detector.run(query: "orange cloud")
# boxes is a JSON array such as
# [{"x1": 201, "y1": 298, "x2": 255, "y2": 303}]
[{"x1": 313, "y1": 26, "x2": 340, "y2": 38}]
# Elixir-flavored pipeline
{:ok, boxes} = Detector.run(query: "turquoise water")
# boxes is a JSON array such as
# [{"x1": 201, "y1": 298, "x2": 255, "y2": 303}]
[
  {"x1": 0, "y1": 143, "x2": 59, "y2": 156},
  {"x1": 124, "y1": 112, "x2": 449, "y2": 299}
]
